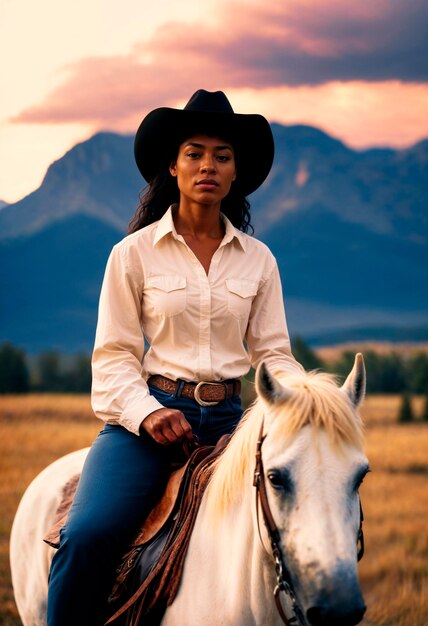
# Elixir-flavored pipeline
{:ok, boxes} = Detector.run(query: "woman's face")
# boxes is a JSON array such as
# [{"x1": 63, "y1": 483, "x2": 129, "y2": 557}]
[{"x1": 169, "y1": 134, "x2": 237, "y2": 208}]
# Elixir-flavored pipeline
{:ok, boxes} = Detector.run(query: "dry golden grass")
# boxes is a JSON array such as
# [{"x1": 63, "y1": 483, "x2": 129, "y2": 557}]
[
  {"x1": 357, "y1": 396, "x2": 428, "y2": 626},
  {"x1": 361, "y1": 394, "x2": 425, "y2": 426},
  {"x1": 0, "y1": 394, "x2": 95, "y2": 423},
  {"x1": 1, "y1": 394, "x2": 427, "y2": 625},
  {"x1": 0, "y1": 395, "x2": 100, "y2": 625}
]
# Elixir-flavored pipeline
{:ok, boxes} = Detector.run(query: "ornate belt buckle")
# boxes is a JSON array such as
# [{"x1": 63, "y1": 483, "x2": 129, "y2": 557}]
[{"x1": 194, "y1": 381, "x2": 222, "y2": 407}]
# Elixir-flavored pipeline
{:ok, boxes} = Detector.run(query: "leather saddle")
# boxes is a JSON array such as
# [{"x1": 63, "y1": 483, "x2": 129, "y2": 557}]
[{"x1": 44, "y1": 435, "x2": 231, "y2": 626}]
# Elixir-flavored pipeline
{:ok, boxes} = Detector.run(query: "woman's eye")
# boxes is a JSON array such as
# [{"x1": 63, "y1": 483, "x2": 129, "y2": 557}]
[
  {"x1": 186, "y1": 152, "x2": 200, "y2": 159},
  {"x1": 216, "y1": 155, "x2": 231, "y2": 162}
]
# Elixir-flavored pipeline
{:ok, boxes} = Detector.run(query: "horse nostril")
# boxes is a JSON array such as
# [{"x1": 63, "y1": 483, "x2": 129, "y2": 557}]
[
  {"x1": 307, "y1": 604, "x2": 366, "y2": 626},
  {"x1": 306, "y1": 606, "x2": 327, "y2": 626}
]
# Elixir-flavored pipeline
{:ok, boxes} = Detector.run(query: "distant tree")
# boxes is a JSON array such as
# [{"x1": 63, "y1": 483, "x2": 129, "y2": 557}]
[
  {"x1": 292, "y1": 336, "x2": 324, "y2": 371},
  {"x1": 66, "y1": 354, "x2": 92, "y2": 392},
  {"x1": 398, "y1": 393, "x2": 414, "y2": 423},
  {"x1": 330, "y1": 351, "x2": 355, "y2": 382},
  {"x1": 37, "y1": 351, "x2": 64, "y2": 392},
  {"x1": 377, "y1": 352, "x2": 407, "y2": 393},
  {"x1": 407, "y1": 352, "x2": 428, "y2": 394},
  {"x1": 422, "y1": 394, "x2": 428, "y2": 423},
  {"x1": 0, "y1": 342, "x2": 30, "y2": 393},
  {"x1": 333, "y1": 350, "x2": 407, "y2": 393}
]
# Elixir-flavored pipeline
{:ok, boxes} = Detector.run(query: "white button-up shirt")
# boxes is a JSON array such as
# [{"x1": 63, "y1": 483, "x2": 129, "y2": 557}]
[{"x1": 91, "y1": 206, "x2": 303, "y2": 434}]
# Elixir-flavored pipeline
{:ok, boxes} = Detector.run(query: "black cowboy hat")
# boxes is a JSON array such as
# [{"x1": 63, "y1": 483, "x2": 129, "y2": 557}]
[{"x1": 134, "y1": 89, "x2": 274, "y2": 196}]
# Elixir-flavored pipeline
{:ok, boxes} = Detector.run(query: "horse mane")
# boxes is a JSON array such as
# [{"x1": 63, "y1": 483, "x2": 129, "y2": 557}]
[{"x1": 205, "y1": 369, "x2": 364, "y2": 520}]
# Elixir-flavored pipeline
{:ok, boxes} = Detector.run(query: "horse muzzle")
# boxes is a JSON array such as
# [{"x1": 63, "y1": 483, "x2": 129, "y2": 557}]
[{"x1": 302, "y1": 563, "x2": 366, "y2": 626}]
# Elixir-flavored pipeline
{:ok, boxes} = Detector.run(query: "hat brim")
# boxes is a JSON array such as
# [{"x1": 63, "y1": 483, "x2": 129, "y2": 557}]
[{"x1": 134, "y1": 107, "x2": 274, "y2": 197}]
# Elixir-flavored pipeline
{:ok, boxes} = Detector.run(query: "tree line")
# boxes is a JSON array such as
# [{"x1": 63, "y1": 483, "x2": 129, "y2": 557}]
[
  {"x1": 0, "y1": 343, "x2": 91, "y2": 393},
  {"x1": 1, "y1": 338, "x2": 428, "y2": 396},
  {"x1": 291, "y1": 337, "x2": 428, "y2": 423},
  {"x1": 291, "y1": 336, "x2": 428, "y2": 394}
]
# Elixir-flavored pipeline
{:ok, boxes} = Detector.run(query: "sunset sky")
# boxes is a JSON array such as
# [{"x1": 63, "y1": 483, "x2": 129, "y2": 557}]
[{"x1": 1, "y1": 0, "x2": 427, "y2": 203}]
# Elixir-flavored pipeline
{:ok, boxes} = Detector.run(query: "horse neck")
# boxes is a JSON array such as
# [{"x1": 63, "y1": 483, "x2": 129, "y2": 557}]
[{"x1": 182, "y1": 472, "x2": 281, "y2": 624}]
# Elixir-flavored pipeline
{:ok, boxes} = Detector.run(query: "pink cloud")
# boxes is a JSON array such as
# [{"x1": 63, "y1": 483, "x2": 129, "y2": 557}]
[{"x1": 13, "y1": 0, "x2": 428, "y2": 127}]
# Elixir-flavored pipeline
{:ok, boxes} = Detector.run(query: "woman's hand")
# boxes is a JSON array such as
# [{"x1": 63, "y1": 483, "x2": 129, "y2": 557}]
[{"x1": 140, "y1": 408, "x2": 193, "y2": 445}]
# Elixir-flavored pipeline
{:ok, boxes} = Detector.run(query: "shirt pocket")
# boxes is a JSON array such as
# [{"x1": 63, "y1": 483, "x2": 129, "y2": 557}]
[
  {"x1": 146, "y1": 274, "x2": 187, "y2": 317},
  {"x1": 226, "y1": 278, "x2": 259, "y2": 320}
]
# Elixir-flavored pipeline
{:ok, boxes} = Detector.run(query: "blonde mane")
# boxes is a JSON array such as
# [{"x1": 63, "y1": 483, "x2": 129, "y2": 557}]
[{"x1": 205, "y1": 369, "x2": 364, "y2": 520}]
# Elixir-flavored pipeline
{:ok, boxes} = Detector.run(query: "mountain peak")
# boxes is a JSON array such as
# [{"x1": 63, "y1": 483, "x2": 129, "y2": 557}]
[
  {"x1": 0, "y1": 124, "x2": 426, "y2": 244},
  {"x1": 1, "y1": 124, "x2": 427, "y2": 351},
  {"x1": 0, "y1": 132, "x2": 142, "y2": 241},
  {"x1": 270, "y1": 122, "x2": 351, "y2": 154}
]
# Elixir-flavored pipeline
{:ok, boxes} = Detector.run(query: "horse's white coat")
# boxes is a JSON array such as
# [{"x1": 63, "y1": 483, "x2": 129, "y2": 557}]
[
  {"x1": 10, "y1": 356, "x2": 368, "y2": 626},
  {"x1": 10, "y1": 448, "x2": 89, "y2": 626}
]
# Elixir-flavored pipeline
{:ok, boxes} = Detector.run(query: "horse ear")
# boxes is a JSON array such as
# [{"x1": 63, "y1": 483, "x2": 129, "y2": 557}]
[
  {"x1": 256, "y1": 362, "x2": 293, "y2": 405},
  {"x1": 341, "y1": 353, "x2": 366, "y2": 407}
]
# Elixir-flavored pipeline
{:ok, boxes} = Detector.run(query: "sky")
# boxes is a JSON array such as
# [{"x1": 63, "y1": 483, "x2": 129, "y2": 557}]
[{"x1": 1, "y1": 0, "x2": 427, "y2": 203}]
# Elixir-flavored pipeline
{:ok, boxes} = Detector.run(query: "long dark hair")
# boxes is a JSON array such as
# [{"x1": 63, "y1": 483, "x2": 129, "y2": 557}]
[{"x1": 128, "y1": 131, "x2": 254, "y2": 234}]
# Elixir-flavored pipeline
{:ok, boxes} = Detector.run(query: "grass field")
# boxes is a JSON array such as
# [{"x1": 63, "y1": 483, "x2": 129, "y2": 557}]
[{"x1": 1, "y1": 393, "x2": 427, "y2": 625}]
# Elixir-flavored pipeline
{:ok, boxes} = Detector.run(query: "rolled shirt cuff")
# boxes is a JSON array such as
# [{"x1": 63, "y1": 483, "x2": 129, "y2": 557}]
[{"x1": 119, "y1": 394, "x2": 165, "y2": 436}]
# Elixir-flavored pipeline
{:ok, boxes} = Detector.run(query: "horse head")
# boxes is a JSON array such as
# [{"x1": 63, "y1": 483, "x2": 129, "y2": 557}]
[{"x1": 255, "y1": 353, "x2": 369, "y2": 626}]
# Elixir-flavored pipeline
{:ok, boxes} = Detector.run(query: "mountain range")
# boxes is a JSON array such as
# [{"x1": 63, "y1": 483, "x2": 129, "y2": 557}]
[{"x1": 0, "y1": 125, "x2": 427, "y2": 353}]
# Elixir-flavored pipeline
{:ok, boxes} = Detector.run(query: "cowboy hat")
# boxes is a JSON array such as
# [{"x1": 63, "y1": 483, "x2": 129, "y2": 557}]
[{"x1": 134, "y1": 89, "x2": 274, "y2": 196}]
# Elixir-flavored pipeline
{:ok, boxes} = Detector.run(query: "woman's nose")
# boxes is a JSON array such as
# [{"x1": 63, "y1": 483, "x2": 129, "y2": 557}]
[{"x1": 200, "y1": 156, "x2": 216, "y2": 173}]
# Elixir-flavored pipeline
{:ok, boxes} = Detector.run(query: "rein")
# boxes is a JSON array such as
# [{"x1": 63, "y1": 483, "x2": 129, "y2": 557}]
[{"x1": 253, "y1": 419, "x2": 365, "y2": 626}]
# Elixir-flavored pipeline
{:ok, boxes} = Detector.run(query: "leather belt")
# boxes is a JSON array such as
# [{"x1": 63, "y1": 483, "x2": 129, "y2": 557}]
[{"x1": 147, "y1": 375, "x2": 241, "y2": 407}]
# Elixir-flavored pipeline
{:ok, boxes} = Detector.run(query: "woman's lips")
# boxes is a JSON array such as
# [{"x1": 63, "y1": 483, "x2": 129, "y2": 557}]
[{"x1": 196, "y1": 179, "x2": 219, "y2": 189}]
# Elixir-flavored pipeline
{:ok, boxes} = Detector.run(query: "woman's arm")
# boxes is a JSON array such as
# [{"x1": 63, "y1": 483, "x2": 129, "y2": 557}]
[
  {"x1": 91, "y1": 243, "x2": 165, "y2": 435},
  {"x1": 246, "y1": 259, "x2": 305, "y2": 376}
]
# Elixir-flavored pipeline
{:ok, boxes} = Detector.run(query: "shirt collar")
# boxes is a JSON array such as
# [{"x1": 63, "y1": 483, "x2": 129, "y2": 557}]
[
  {"x1": 153, "y1": 206, "x2": 178, "y2": 247},
  {"x1": 220, "y1": 212, "x2": 247, "y2": 251},
  {"x1": 153, "y1": 205, "x2": 247, "y2": 251}
]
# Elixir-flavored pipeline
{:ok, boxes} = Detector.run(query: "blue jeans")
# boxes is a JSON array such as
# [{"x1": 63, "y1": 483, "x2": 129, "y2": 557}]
[{"x1": 47, "y1": 385, "x2": 242, "y2": 626}]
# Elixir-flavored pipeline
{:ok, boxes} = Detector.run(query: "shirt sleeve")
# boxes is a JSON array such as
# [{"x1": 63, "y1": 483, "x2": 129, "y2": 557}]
[
  {"x1": 91, "y1": 243, "x2": 164, "y2": 435},
  {"x1": 245, "y1": 258, "x2": 305, "y2": 377}
]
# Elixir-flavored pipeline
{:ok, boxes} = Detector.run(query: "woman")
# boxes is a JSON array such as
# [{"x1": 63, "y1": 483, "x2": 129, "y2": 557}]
[{"x1": 47, "y1": 89, "x2": 304, "y2": 626}]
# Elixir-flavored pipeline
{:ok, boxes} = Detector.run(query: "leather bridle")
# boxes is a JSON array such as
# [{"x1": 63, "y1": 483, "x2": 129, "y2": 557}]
[{"x1": 253, "y1": 419, "x2": 365, "y2": 626}]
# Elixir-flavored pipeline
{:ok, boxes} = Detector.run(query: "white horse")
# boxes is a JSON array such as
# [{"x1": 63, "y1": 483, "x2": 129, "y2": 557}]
[{"x1": 10, "y1": 355, "x2": 369, "y2": 626}]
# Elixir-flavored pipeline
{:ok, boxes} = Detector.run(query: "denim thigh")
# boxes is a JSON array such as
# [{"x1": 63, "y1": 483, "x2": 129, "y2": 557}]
[{"x1": 64, "y1": 425, "x2": 171, "y2": 542}]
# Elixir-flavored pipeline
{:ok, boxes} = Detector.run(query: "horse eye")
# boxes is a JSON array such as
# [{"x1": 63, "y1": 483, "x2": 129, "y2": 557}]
[
  {"x1": 353, "y1": 467, "x2": 371, "y2": 491},
  {"x1": 267, "y1": 470, "x2": 292, "y2": 491}
]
